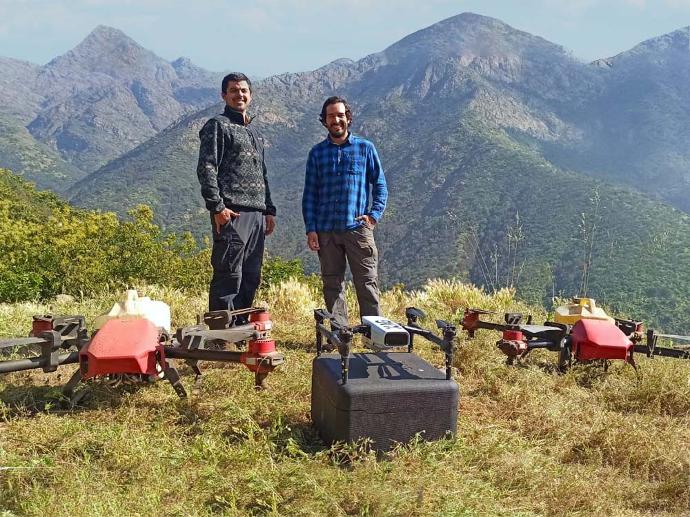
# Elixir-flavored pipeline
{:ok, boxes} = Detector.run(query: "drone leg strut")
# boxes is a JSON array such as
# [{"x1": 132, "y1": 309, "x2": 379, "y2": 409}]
[
  {"x1": 163, "y1": 365, "x2": 187, "y2": 398},
  {"x1": 62, "y1": 368, "x2": 83, "y2": 396},
  {"x1": 255, "y1": 371, "x2": 268, "y2": 390}
]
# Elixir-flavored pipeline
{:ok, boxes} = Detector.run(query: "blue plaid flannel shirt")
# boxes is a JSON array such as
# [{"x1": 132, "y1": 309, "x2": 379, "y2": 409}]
[{"x1": 302, "y1": 133, "x2": 388, "y2": 233}]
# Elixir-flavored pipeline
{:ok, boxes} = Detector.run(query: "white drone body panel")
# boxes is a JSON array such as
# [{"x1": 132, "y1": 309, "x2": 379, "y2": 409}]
[{"x1": 361, "y1": 316, "x2": 410, "y2": 350}]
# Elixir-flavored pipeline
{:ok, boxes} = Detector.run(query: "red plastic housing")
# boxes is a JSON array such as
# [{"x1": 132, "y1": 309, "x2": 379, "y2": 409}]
[
  {"x1": 502, "y1": 330, "x2": 524, "y2": 342},
  {"x1": 80, "y1": 318, "x2": 160, "y2": 378},
  {"x1": 570, "y1": 319, "x2": 633, "y2": 362},
  {"x1": 241, "y1": 339, "x2": 278, "y2": 372},
  {"x1": 31, "y1": 315, "x2": 54, "y2": 336},
  {"x1": 461, "y1": 311, "x2": 481, "y2": 337},
  {"x1": 249, "y1": 311, "x2": 270, "y2": 323},
  {"x1": 249, "y1": 310, "x2": 272, "y2": 332}
]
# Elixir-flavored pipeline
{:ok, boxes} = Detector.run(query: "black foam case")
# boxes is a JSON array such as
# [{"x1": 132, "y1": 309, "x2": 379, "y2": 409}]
[{"x1": 311, "y1": 352, "x2": 459, "y2": 451}]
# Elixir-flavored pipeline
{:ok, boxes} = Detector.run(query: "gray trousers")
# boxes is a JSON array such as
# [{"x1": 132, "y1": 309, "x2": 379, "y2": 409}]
[
  {"x1": 317, "y1": 225, "x2": 382, "y2": 326},
  {"x1": 209, "y1": 210, "x2": 265, "y2": 313}
]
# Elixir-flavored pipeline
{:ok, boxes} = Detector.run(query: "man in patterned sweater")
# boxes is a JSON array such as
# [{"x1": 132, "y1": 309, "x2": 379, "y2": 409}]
[
  {"x1": 196, "y1": 72, "x2": 276, "y2": 313},
  {"x1": 302, "y1": 96, "x2": 388, "y2": 326}
]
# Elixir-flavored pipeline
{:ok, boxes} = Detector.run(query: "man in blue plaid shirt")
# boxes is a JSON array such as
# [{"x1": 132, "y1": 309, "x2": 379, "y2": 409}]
[{"x1": 302, "y1": 96, "x2": 388, "y2": 325}]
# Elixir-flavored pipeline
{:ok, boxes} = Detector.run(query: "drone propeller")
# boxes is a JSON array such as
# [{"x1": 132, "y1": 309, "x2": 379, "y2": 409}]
[
  {"x1": 405, "y1": 307, "x2": 426, "y2": 323},
  {"x1": 465, "y1": 308, "x2": 495, "y2": 315},
  {"x1": 313, "y1": 308, "x2": 336, "y2": 323},
  {"x1": 436, "y1": 319, "x2": 454, "y2": 330}
]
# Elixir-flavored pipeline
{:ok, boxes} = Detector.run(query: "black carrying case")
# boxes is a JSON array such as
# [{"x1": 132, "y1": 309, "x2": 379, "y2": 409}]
[{"x1": 311, "y1": 352, "x2": 459, "y2": 451}]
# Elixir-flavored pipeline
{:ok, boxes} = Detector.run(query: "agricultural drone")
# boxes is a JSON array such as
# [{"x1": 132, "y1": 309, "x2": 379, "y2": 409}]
[
  {"x1": 0, "y1": 305, "x2": 285, "y2": 400},
  {"x1": 460, "y1": 298, "x2": 690, "y2": 370},
  {"x1": 313, "y1": 307, "x2": 457, "y2": 382}
]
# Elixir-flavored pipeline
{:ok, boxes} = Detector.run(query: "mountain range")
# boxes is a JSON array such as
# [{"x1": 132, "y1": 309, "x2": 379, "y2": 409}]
[
  {"x1": 3, "y1": 13, "x2": 690, "y2": 331},
  {"x1": 0, "y1": 25, "x2": 223, "y2": 188}
]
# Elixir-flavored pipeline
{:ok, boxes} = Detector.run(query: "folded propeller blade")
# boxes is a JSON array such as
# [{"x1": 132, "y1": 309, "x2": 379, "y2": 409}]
[
  {"x1": 405, "y1": 307, "x2": 426, "y2": 320},
  {"x1": 466, "y1": 308, "x2": 495, "y2": 315},
  {"x1": 0, "y1": 337, "x2": 47, "y2": 350}
]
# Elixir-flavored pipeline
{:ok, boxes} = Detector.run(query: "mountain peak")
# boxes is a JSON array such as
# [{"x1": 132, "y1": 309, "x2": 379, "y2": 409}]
[
  {"x1": 606, "y1": 26, "x2": 690, "y2": 65},
  {"x1": 171, "y1": 56, "x2": 214, "y2": 80},
  {"x1": 76, "y1": 25, "x2": 142, "y2": 53},
  {"x1": 635, "y1": 26, "x2": 690, "y2": 53},
  {"x1": 90, "y1": 25, "x2": 129, "y2": 38},
  {"x1": 42, "y1": 24, "x2": 169, "y2": 79},
  {"x1": 381, "y1": 12, "x2": 569, "y2": 65},
  {"x1": 440, "y1": 12, "x2": 512, "y2": 29}
]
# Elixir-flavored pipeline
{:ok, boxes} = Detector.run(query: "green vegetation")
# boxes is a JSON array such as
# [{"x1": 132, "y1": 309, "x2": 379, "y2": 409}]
[
  {"x1": 0, "y1": 166, "x2": 689, "y2": 516},
  {"x1": 0, "y1": 116, "x2": 84, "y2": 190},
  {"x1": 0, "y1": 281, "x2": 688, "y2": 516},
  {"x1": 0, "y1": 168, "x2": 210, "y2": 301},
  {"x1": 0, "y1": 168, "x2": 302, "y2": 303}
]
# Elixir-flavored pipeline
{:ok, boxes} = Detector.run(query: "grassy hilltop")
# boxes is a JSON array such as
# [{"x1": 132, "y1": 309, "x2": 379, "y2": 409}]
[{"x1": 0, "y1": 281, "x2": 689, "y2": 516}]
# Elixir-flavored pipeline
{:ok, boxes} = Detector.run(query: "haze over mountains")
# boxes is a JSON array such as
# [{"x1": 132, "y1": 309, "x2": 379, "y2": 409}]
[
  {"x1": 3, "y1": 13, "x2": 690, "y2": 330},
  {"x1": 0, "y1": 25, "x2": 222, "y2": 188}
]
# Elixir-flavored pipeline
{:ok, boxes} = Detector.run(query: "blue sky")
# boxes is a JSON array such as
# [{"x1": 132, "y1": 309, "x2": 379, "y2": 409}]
[{"x1": 1, "y1": 0, "x2": 689, "y2": 77}]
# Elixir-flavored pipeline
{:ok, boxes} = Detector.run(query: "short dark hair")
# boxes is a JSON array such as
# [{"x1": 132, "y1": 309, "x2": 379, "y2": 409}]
[
  {"x1": 319, "y1": 96, "x2": 352, "y2": 125},
  {"x1": 222, "y1": 73, "x2": 252, "y2": 94}
]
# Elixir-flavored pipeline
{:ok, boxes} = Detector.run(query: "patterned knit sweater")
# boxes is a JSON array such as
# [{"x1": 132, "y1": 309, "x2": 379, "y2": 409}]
[{"x1": 196, "y1": 106, "x2": 276, "y2": 216}]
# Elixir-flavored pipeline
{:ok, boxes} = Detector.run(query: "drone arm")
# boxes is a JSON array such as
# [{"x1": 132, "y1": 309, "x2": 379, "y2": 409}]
[
  {"x1": 523, "y1": 339, "x2": 563, "y2": 352},
  {"x1": 633, "y1": 342, "x2": 690, "y2": 360},
  {"x1": 404, "y1": 324, "x2": 457, "y2": 380},
  {"x1": 404, "y1": 325, "x2": 446, "y2": 350},
  {"x1": 0, "y1": 330, "x2": 84, "y2": 375},
  {"x1": 463, "y1": 319, "x2": 512, "y2": 336},
  {"x1": 164, "y1": 347, "x2": 244, "y2": 363},
  {"x1": 0, "y1": 351, "x2": 79, "y2": 374},
  {"x1": 0, "y1": 337, "x2": 50, "y2": 350},
  {"x1": 313, "y1": 311, "x2": 354, "y2": 383},
  {"x1": 633, "y1": 329, "x2": 690, "y2": 360},
  {"x1": 181, "y1": 325, "x2": 259, "y2": 344}
]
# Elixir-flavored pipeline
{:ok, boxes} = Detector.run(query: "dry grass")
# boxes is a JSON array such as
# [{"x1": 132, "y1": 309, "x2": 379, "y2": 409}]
[{"x1": 0, "y1": 280, "x2": 689, "y2": 516}]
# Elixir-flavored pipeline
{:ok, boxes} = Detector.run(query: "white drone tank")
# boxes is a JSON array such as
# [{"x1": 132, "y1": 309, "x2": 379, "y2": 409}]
[{"x1": 93, "y1": 289, "x2": 171, "y2": 332}]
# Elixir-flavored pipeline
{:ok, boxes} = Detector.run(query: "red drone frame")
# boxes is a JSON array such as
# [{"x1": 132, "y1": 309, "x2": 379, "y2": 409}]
[
  {"x1": 0, "y1": 308, "x2": 285, "y2": 400},
  {"x1": 460, "y1": 308, "x2": 688, "y2": 370}
]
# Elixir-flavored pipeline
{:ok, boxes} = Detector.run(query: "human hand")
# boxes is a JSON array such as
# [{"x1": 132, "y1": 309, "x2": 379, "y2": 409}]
[
  {"x1": 214, "y1": 208, "x2": 239, "y2": 233},
  {"x1": 355, "y1": 214, "x2": 376, "y2": 228},
  {"x1": 265, "y1": 215, "x2": 276, "y2": 236},
  {"x1": 307, "y1": 232, "x2": 320, "y2": 251}
]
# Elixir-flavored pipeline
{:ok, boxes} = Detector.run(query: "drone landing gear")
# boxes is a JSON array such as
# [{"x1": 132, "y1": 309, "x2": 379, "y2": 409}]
[
  {"x1": 558, "y1": 339, "x2": 572, "y2": 372},
  {"x1": 162, "y1": 363, "x2": 187, "y2": 398},
  {"x1": 61, "y1": 368, "x2": 89, "y2": 406},
  {"x1": 255, "y1": 371, "x2": 268, "y2": 390}
]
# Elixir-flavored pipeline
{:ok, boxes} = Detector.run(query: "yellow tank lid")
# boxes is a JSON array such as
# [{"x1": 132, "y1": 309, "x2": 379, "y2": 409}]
[{"x1": 553, "y1": 297, "x2": 614, "y2": 325}]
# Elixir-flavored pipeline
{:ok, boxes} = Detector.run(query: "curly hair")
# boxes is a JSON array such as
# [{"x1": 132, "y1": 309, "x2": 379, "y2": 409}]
[{"x1": 319, "y1": 96, "x2": 352, "y2": 125}]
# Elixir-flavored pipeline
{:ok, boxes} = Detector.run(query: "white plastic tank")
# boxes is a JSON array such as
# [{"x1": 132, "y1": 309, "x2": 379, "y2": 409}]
[{"x1": 93, "y1": 289, "x2": 171, "y2": 332}]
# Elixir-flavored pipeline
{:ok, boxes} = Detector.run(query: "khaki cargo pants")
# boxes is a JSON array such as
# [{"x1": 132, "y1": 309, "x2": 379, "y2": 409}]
[{"x1": 317, "y1": 225, "x2": 382, "y2": 326}]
